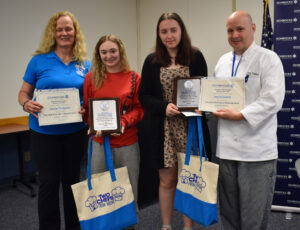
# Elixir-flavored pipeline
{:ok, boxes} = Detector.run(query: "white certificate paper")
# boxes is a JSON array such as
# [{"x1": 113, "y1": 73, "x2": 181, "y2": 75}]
[
  {"x1": 92, "y1": 100, "x2": 118, "y2": 131},
  {"x1": 199, "y1": 77, "x2": 245, "y2": 112},
  {"x1": 36, "y1": 88, "x2": 82, "y2": 126}
]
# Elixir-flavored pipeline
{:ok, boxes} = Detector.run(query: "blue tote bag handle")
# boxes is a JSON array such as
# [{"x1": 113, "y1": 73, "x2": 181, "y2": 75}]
[
  {"x1": 103, "y1": 135, "x2": 116, "y2": 181},
  {"x1": 184, "y1": 116, "x2": 207, "y2": 171},
  {"x1": 184, "y1": 117, "x2": 197, "y2": 165},
  {"x1": 87, "y1": 135, "x2": 116, "y2": 191},
  {"x1": 197, "y1": 116, "x2": 207, "y2": 171}
]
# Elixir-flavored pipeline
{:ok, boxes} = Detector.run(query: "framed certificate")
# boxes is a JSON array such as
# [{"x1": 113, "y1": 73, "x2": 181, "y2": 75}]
[
  {"x1": 88, "y1": 98, "x2": 121, "y2": 134},
  {"x1": 173, "y1": 77, "x2": 201, "y2": 111},
  {"x1": 198, "y1": 77, "x2": 245, "y2": 112},
  {"x1": 36, "y1": 88, "x2": 82, "y2": 126}
]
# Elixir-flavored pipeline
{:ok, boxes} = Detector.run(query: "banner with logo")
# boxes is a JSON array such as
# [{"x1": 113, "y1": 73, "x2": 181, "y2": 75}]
[{"x1": 273, "y1": 0, "x2": 300, "y2": 212}]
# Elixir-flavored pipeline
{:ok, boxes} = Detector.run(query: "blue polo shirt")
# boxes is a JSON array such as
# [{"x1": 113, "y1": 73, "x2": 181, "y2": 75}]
[{"x1": 23, "y1": 51, "x2": 91, "y2": 135}]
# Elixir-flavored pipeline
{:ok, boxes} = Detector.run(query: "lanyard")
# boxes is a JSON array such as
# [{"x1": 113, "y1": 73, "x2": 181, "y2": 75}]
[{"x1": 231, "y1": 52, "x2": 243, "y2": 77}]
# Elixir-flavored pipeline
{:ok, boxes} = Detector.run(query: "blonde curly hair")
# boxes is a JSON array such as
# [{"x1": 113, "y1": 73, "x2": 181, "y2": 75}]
[
  {"x1": 34, "y1": 11, "x2": 87, "y2": 62},
  {"x1": 92, "y1": 34, "x2": 131, "y2": 88}
]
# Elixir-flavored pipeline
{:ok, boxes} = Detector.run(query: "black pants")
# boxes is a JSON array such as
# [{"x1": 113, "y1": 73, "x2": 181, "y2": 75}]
[{"x1": 30, "y1": 128, "x2": 87, "y2": 230}]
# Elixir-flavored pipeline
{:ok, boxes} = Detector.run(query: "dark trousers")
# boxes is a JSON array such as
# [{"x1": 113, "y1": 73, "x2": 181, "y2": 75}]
[
  {"x1": 218, "y1": 159, "x2": 277, "y2": 230},
  {"x1": 30, "y1": 128, "x2": 87, "y2": 230}
]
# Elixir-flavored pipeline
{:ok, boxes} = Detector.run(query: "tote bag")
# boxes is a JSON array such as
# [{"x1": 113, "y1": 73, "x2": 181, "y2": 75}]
[
  {"x1": 71, "y1": 135, "x2": 137, "y2": 230},
  {"x1": 174, "y1": 116, "x2": 219, "y2": 226}
]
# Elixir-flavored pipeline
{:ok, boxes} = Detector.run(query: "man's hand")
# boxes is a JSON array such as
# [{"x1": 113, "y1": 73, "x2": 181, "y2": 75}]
[{"x1": 213, "y1": 108, "x2": 244, "y2": 121}]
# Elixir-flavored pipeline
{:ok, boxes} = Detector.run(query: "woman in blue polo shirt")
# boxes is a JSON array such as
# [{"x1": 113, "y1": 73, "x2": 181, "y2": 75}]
[{"x1": 18, "y1": 11, "x2": 90, "y2": 230}]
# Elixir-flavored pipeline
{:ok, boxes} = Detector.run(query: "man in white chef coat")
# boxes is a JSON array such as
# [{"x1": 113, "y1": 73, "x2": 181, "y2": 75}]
[{"x1": 213, "y1": 11, "x2": 285, "y2": 230}]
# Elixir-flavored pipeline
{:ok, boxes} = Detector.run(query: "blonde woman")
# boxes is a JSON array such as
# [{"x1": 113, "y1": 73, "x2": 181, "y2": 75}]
[
  {"x1": 18, "y1": 11, "x2": 91, "y2": 230},
  {"x1": 83, "y1": 35, "x2": 144, "y2": 229}
]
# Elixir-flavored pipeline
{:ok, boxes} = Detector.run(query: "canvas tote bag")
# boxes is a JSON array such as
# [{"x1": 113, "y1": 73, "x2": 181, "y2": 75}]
[
  {"x1": 71, "y1": 135, "x2": 137, "y2": 230},
  {"x1": 174, "y1": 116, "x2": 219, "y2": 226}
]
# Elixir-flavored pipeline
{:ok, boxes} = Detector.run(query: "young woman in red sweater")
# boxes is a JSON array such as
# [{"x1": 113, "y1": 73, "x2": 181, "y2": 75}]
[{"x1": 83, "y1": 35, "x2": 144, "y2": 229}]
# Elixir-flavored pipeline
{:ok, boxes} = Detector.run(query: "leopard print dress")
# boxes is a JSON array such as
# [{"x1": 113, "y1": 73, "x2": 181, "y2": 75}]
[{"x1": 160, "y1": 66, "x2": 189, "y2": 168}]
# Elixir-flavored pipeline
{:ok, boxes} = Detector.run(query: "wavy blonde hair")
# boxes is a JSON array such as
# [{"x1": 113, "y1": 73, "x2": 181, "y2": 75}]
[
  {"x1": 92, "y1": 34, "x2": 131, "y2": 88},
  {"x1": 34, "y1": 11, "x2": 87, "y2": 62}
]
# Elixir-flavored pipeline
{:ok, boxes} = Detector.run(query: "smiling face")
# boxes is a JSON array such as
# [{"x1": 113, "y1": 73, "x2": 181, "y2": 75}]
[
  {"x1": 55, "y1": 15, "x2": 75, "y2": 49},
  {"x1": 158, "y1": 19, "x2": 182, "y2": 54},
  {"x1": 99, "y1": 40, "x2": 121, "y2": 72},
  {"x1": 226, "y1": 11, "x2": 256, "y2": 55}
]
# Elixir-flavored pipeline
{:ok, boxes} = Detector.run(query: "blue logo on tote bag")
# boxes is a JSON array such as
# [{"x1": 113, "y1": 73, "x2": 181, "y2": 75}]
[
  {"x1": 179, "y1": 169, "x2": 206, "y2": 193},
  {"x1": 85, "y1": 186, "x2": 126, "y2": 212}
]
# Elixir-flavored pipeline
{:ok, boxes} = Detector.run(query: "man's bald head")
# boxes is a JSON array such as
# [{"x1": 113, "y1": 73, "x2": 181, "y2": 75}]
[
  {"x1": 227, "y1": 11, "x2": 253, "y2": 26},
  {"x1": 226, "y1": 11, "x2": 256, "y2": 55}
]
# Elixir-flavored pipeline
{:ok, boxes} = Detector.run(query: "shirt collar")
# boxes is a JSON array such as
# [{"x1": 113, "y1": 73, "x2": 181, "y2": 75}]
[
  {"x1": 240, "y1": 41, "x2": 256, "y2": 61},
  {"x1": 47, "y1": 50, "x2": 76, "y2": 63},
  {"x1": 46, "y1": 50, "x2": 56, "y2": 58}
]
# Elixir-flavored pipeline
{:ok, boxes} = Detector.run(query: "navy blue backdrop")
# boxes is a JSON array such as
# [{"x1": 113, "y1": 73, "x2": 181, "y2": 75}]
[{"x1": 273, "y1": 0, "x2": 300, "y2": 212}]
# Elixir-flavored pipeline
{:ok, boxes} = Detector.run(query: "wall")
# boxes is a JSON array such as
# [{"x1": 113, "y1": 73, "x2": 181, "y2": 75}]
[
  {"x1": 0, "y1": 0, "x2": 137, "y2": 119},
  {"x1": 0, "y1": 0, "x2": 274, "y2": 118},
  {"x1": 138, "y1": 0, "x2": 275, "y2": 74}
]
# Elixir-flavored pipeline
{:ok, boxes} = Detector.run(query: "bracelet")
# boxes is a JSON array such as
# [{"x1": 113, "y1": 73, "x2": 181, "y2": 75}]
[{"x1": 22, "y1": 99, "x2": 30, "y2": 111}]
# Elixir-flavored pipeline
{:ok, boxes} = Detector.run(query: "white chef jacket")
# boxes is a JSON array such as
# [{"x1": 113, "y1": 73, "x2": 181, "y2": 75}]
[{"x1": 213, "y1": 42, "x2": 285, "y2": 161}]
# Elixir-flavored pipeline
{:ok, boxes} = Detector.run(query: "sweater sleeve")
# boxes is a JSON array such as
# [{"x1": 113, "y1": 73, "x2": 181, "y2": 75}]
[
  {"x1": 120, "y1": 72, "x2": 144, "y2": 128},
  {"x1": 139, "y1": 54, "x2": 168, "y2": 116},
  {"x1": 190, "y1": 49, "x2": 208, "y2": 77}
]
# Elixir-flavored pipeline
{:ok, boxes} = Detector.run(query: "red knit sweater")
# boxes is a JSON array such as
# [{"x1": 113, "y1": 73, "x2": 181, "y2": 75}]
[{"x1": 83, "y1": 71, "x2": 144, "y2": 147}]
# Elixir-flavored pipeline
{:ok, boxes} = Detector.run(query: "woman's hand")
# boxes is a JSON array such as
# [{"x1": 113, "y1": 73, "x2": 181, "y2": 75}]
[
  {"x1": 18, "y1": 81, "x2": 42, "y2": 118},
  {"x1": 166, "y1": 103, "x2": 180, "y2": 117},
  {"x1": 79, "y1": 106, "x2": 85, "y2": 115},
  {"x1": 111, "y1": 126, "x2": 125, "y2": 136},
  {"x1": 23, "y1": 100, "x2": 43, "y2": 118},
  {"x1": 88, "y1": 126, "x2": 125, "y2": 138},
  {"x1": 87, "y1": 129, "x2": 102, "y2": 137},
  {"x1": 95, "y1": 130, "x2": 102, "y2": 137},
  {"x1": 194, "y1": 109, "x2": 203, "y2": 115}
]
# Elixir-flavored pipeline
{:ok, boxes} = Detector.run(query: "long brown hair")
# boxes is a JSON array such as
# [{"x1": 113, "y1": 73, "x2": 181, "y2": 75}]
[
  {"x1": 153, "y1": 12, "x2": 195, "y2": 66},
  {"x1": 91, "y1": 34, "x2": 131, "y2": 88}
]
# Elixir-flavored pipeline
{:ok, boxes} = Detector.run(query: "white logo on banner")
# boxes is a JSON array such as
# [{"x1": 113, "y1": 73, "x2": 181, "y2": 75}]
[
  {"x1": 276, "y1": 0, "x2": 297, "y2": 5},
  {"x1": 276, "y1": 36, "x2": 297, "y2": 41}
]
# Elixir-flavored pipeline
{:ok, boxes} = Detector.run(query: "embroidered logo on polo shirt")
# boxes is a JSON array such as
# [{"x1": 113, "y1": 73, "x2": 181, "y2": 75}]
[{"x1": 75, "y1": 64, "x2": 85, "y2": 76}]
